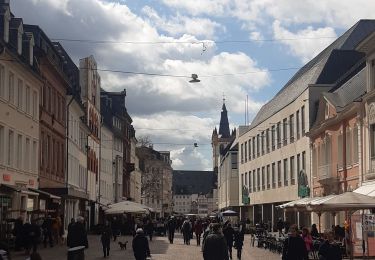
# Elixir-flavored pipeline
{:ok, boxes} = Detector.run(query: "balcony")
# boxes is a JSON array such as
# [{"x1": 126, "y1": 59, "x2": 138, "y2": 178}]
[
  {"x1": 365, "y1": 156, "x2": 375, "y2": 180},
  {"x1": 318, "y1": 164, "x2": 338, "y2": 183}
]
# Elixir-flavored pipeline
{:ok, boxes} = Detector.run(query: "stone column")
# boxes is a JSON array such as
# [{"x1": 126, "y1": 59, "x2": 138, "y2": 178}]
[
  {"x1": 271, "y1": 203, "x2": 275, "y2": 232},
  {"x1": 261, "y1": 204, "x2": 264, "y2": 222}
]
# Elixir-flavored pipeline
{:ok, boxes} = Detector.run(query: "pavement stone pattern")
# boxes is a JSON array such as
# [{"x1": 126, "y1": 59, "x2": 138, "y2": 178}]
[{"x1": 12, "y1": 233, "x2": 281, "y2": 260}]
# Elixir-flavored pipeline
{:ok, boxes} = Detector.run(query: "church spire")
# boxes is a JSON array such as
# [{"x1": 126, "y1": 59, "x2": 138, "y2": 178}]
[{"x1": 219, "y1": 98, "x2": 230, "y2": 138}]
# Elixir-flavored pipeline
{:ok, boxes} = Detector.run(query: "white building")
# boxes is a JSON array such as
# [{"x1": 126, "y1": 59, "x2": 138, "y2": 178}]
[
  {"x1": 100, "y1": 125, "x2": 113, "y2": 205},
  {"x1": 173, "y1": 194, "x2": 194, "y2": 214},
  {"x1": 0, "y1": 13, "x2": 41, "y2": 221},
  {"x1": 238, "y1": 20, "x2": 375, "y2": 229},
  {"x1": 130, "y1": 136, "x2": 141, "y2": 203}
]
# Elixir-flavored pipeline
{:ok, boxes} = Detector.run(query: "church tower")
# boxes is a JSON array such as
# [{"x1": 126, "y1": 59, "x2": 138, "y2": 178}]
[{"x1": 212, "y1": 99, "x2": 236, "y2": 186}]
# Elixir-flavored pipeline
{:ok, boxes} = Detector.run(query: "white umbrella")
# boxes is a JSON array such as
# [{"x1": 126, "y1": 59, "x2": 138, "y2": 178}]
[
  {"x1": 222, "y1": 210, "x2": 238, "y2": 216},
  {"x1": 105, "y1": 201, "x2": 149, "y2": 215}
]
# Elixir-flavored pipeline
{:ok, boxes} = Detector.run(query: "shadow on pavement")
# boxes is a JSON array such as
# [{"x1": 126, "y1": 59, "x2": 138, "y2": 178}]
[{"x1": 149, "y1": 236, "x2": 169, "y2": 254}]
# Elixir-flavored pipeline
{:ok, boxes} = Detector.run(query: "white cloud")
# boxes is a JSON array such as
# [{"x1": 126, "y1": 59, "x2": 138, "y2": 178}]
[
  {"x1": 249, "y1": 31, "x2": 264, "y2": 41},
  {"x1": 272, "y1": 20, "x2": 337, "y2": 63},
  {"x1": 141, "y1": 6, "x2": 224, "y2": 38},
  {"x1": 30, "y1": 0, "x2": 71, "y2": 15},
  {"x1": 161, "y1": 0, "x2": 231, "y2": 16}
]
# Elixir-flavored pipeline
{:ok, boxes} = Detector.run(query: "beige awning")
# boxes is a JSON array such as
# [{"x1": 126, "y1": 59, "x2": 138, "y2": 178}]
[{"x1": 354, "y1": 181, "x2": 375, "y2": 197}]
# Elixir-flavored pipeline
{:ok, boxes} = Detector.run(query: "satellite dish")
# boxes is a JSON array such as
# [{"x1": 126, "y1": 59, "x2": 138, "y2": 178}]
[{"x1": 189, "y1": 74, "x2": 200, "y2": 83}]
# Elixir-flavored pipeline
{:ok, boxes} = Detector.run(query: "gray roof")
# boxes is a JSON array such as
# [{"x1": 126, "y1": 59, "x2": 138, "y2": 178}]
[
  {"x1": 323, "y1": 68, "x2": 366, "y2": 112},
  {"x1": 250, "y1": 20, "x2": 375, "y2": 130},
  {"x1": 172, "y1": 170, "x2": 214, "y2": 195}
]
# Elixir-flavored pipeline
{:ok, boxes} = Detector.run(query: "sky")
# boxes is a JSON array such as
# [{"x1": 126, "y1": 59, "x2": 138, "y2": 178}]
[{"x1": 12, "y1": 0, "x2": 375, "y2": 171}]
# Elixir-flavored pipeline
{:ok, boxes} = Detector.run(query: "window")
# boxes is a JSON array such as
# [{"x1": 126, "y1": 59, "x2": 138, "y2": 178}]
[
  {"x1": 32, "y1": 91, "x2": 37, "y2": 118},
  {"x1": 297, "y1": 154, "x2": 301, "y2": 176},
  {"x1": 277, "y1": 161, "x2": 281, "y2": 187},
  {"x1": 266, "y1": 129, "x2": 270, "y2": 153},
  {"x1": 256, "y1": 134, "x2": 260, "y2": 156},
  {"x1": 290, "y1": 156, "x2": 295, "y2": 185},
  {"x1": 46, "y1": 135, "x2": 50, "y2": 169},
  {"x1": 271, "y1": 125, "x2": 275, "y2": 150},
  {"x1": 244, "y1": 142, "x2": 247, "y2": 162},
  {"x1": 353, "y1": 125, "x2": 359, "y2": 164},
  {"x1": 249, "y1": 171, "x2": 252, "y2": 193},
  {"x1": 301, "y1": 106, "x2": 305, "y2": 136},
  {"x1": 231, "y1": 153, "x2": 237, "y2": 169},
  {"x1": 241, "y1": 174, "x2": 244, "y2": 189},
  {"x1": 253, "y1": 170, "x2": 256, "y2": 192},
  {"x1": 17, "y1": 134, "x2": 22, "y2": 169},
  {"x1": 26, "y1": 86, "x2": 30, "y2": 114},
  {"x1": 0, "y1": 125, "x2": 3, "y2": 164},
  {"x1": 296, "y1": 110, "x2": 300, "y2": 139},
  {"x1": 312, "y1": 147, "x2": 317, "y2": 177},
  {"x1": 0, "y1": 64, "x2": 5, "y2": 98},
  {"x1": 338, "y1": 133, "x2": 343, "y2": 169},
  {"x1": 252, "y1": 137, "x2": 256, "y2": 159},
  {"x1": 25, "y1": 138, "x2": 30, "y2": 172},
  {"x1": 283, "y1": 118, "x2": 288, "y2": 145},
  {"x1": 248, "y1": 140, "x2": 251, "y2": 161},
  {"x1": 8, "y1": 130, "x2": 14, "y2": 167},
  {"x1": 8, "y1": 71, "x2": 14, "y2": 104},
  {"x1": 272, "y1": 163, "x2": 276, "y2": 188},
  {"x1": 241, "y1": 143, "x2": 244, "y2": 163},
  {"x1": 289, "y1": 114, "x2": 294, "y2": 143},
  {"x1": 33, "y1": 140, "x2": 37, "y2": 173},
  {"x1": 257, "y1": 168, "x2": 260, "y2": 191},
  {"x1": 245, "y1": 172, "x2": 248, "y2": 186},
  {"x1": 262, "y1": 167, "x2": 265, "y2": 190},
  {"x1": 18, "y1": 79, "x2": 23, "y2": 110},
  {"x1": 346, "y1": 127, "x2": 352, "y2": 166},
  {"x1": 266, "y1": 165, "x2": 270, "y2": 189},
  {"x1": 277, "y1": 122, "x2": 281, "y2": 148},
  {"x1": 302, "y1": 151, "x2": 306, "y2": 170},
  {"x1": 261, "y1": 131, "x2": 265, "y2": 155},
  {"x1": 284, "y1": 158, "x2": 288, "y2": 186}
]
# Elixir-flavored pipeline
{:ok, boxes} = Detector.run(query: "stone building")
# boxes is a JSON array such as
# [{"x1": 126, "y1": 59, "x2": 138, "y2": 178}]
[
  {"x1": 0, "y1": 1, "x2": 42, "y2": 222},
  {"x1": 238, "y1": 20, "x2": 375, "y2": 229},
  {"x1": 130, "y1": 135, "x2": 142, "y2": 203},
  {"x1": 137, "y1": 146, "x2": 173, "y2": 217}
]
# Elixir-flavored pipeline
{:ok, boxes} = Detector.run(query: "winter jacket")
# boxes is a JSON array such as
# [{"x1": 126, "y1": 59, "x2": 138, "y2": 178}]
[
  {"x1": 318, "y1": 240, "x2": 342, "y2": 260},
  {"x1": 282, "y1": 235, "x2": 308, "y2": 260},
  {"x1": 203, "y1": 232, "x2": 229, "y2": 260},
  {"x1": 223, "y1": 226, "x2": 234, "y2": 246},
  {"x1": 101, "y1": 225, "x2": 112, "y2": 245},
  {"x1": 67, "y1": 222, "x2": 88, "y2": 248},
  {"x1": 132, "y1": 234, "x2": 150, "y2": 259}
]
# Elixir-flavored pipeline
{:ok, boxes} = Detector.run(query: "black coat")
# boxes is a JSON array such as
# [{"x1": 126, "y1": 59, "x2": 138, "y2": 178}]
[
  {"x1": 223, "y1": 226, "x2": 234, "y2": 245},
  {"x1": 67, "y1": 222, "x2": 88, "y2": 248},
  {"x1": 132, "y1": 234, "x2": 150, "y2": 259},
  {"x1": 101, "y1": 225, "x2": 112, "y2": 245},
  {"x1": 203, "y1": 232, "x2": 229, "y2": 260},
  {"x1": 282, "y1": 236, "x2": 308, "y2": 260},
  {"x1": 318, "y1": 240, "x2": 342, "y2": 260}
]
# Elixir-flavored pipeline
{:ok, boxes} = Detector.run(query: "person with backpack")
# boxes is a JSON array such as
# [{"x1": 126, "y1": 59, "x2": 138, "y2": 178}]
[
  {"x1": 101, "y1": 221, "x2": 112, "y2": 258},
  {"x1": 282, "y1": 224, "x2": 308, "y2": 260}
]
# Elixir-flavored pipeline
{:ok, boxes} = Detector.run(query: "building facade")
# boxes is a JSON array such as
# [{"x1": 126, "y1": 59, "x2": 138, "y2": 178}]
[
  {"x1": 130, "y1": 136, "x2": 141, "y2": 203},
  {"x1": 238, "y1": 20, "x2": 375, "y2": 229},
  {"x1": 100, "y1": 125, "x2": 114, "y2": 206},
  {"x1": 0, "y1": 3, "x2": 42, "y2": 221},
  {"x1": 137, "y1": 146, "x2": 173, "y2": 217}
]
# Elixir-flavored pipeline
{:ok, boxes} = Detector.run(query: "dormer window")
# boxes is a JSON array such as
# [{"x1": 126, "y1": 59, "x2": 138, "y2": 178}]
[
  {"x1": 28, "y1": 33, "x2": 34, "y2": 66},
  {"x1": 3, "y1": 9, "x2": 10, "y2": 43},
  {"x1": 17, "y1": 25, "x2": 23, "y2": 55}
]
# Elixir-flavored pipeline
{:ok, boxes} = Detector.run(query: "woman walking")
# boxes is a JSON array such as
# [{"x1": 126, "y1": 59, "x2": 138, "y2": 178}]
[
  {"x1": 301, "y1": 227, "x2": 313, "y2": 256},
  {"x1": 101, "y1": 221, "x2": 112, "y2": 258},
  {"x1": 282, "y1": 224, "x2": 308, "y2": 260}
]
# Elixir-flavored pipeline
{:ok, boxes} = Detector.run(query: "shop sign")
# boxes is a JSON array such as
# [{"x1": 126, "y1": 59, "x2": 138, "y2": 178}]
[
  {"x1": 2, "y1": 174, "x2": 10, "y2": 182},
  {"x1": 363, "y1": 214, "x2": 375, "y2": 231},
  {"x1": 368, "y1": 103, "x2": 375, "y2": 125}
]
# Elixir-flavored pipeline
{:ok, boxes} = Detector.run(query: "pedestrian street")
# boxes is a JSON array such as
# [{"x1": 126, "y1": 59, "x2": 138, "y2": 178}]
[{"x1": 12, "y1": 232, "x2": 280, "y2": 260}]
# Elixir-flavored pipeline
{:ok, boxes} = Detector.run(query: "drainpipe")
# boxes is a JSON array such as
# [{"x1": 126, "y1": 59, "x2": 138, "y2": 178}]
[{"x1": 342, "y1": 120, "x2": 348, "y2": 193}]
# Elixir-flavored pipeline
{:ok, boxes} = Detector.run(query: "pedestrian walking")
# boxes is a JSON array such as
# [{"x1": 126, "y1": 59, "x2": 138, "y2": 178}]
[
  {"x1": 202, "y1": 223, "x2": 229, "y2": 260},
  {"x1": 111, "y1": 217, "x2": 120, "y2": 241},
  {"x1": 132, "y1": 228, "x2": 151, "y2": 260},
  {"x1": 310, "y1": 224, "x2": 319, "y2": 238},
  {"x1": 194, "y1": 219, "x2": 203, "y2": 246},
  {"x1": 277, "y1": 218, "x2": 284, "y2": 236},
  {"x1": 29, "y1": 219, "x2": 41, "y2": 254},
  {"x1": 101, "y1": 221, "x2": 112, "y2": 258},
  {"x1": 67, "y1": 216, "x2": 88, "y2": 260},
  {"x1": 281, "y1": 224, "x2": 308, "y2": 260},
  {"x1": 42, "y1": 215, "x2": 53, "y2": 248},
  {"x1": 167, "y1": 216, "x2": 176, "y2": 244},
  {"x1": 318, "y1": 231, "x2": 342, "y2": 260},
  {"x1": 223, "y1": 223, "x2": 234, "y2": 259},
  {"x1": 145, "y1": 219, "x2": 154, "y2": 242},
  {"x1": 234, "y1": 226, "x2": 244, "y2": 260},
  {"x1": 13, "y1": 216, "x2": 24, "y2": 251},
  {"x1": 301, "y1": 227, "x2": 313, "y2": 255},
  {"x1": 182, "y1": 219, "x2": 192, "y2": 245}
]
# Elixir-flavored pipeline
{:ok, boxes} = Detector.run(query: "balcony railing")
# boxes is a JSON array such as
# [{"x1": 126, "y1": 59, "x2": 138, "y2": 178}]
[{"x1": 318, "y1": 164, "x2": 338, "y2": 182}]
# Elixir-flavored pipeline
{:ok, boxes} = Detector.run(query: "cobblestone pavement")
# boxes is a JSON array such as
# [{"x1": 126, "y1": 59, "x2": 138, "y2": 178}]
[{"x1": 12, "y1": 232, "x2": 281, "y2": 260}]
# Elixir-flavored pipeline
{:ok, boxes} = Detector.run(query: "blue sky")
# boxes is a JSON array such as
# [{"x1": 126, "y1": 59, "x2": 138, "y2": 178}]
[{"x1": 12, "y1": 0, "x2": 375, "y2": 170}]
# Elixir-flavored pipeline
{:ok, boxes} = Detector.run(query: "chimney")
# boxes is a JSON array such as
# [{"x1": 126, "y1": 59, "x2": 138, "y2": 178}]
[{"x1": 1, "y1": 5, "x2": 10, "y2": 43}]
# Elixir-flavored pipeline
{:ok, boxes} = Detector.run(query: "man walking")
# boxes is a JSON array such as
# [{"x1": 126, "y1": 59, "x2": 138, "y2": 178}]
[
  {"x1": 132, "y1": 228, "x2": 151, "y2": 260},
  {"x1": 203, "y1": 223, "x2": 229, "y2": 260},
  {"x1": 194, "y1": 219, "x2": 203, "y2": 246},
  {"x1": 67, "y1": 216, "x2": 88, "y2": 260},
  {"x1": 182, "y1": 219, "x2": 192, "y2": 245},
  {"x1": 223, "y1": 223, "x2": 234, "y2": 259},
  {"x1": 101, "y1": 221, "x2": 112, "y2": 258},
  {"x1": 167, "y1": 216, "x2": 176, "y2": 244}
]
